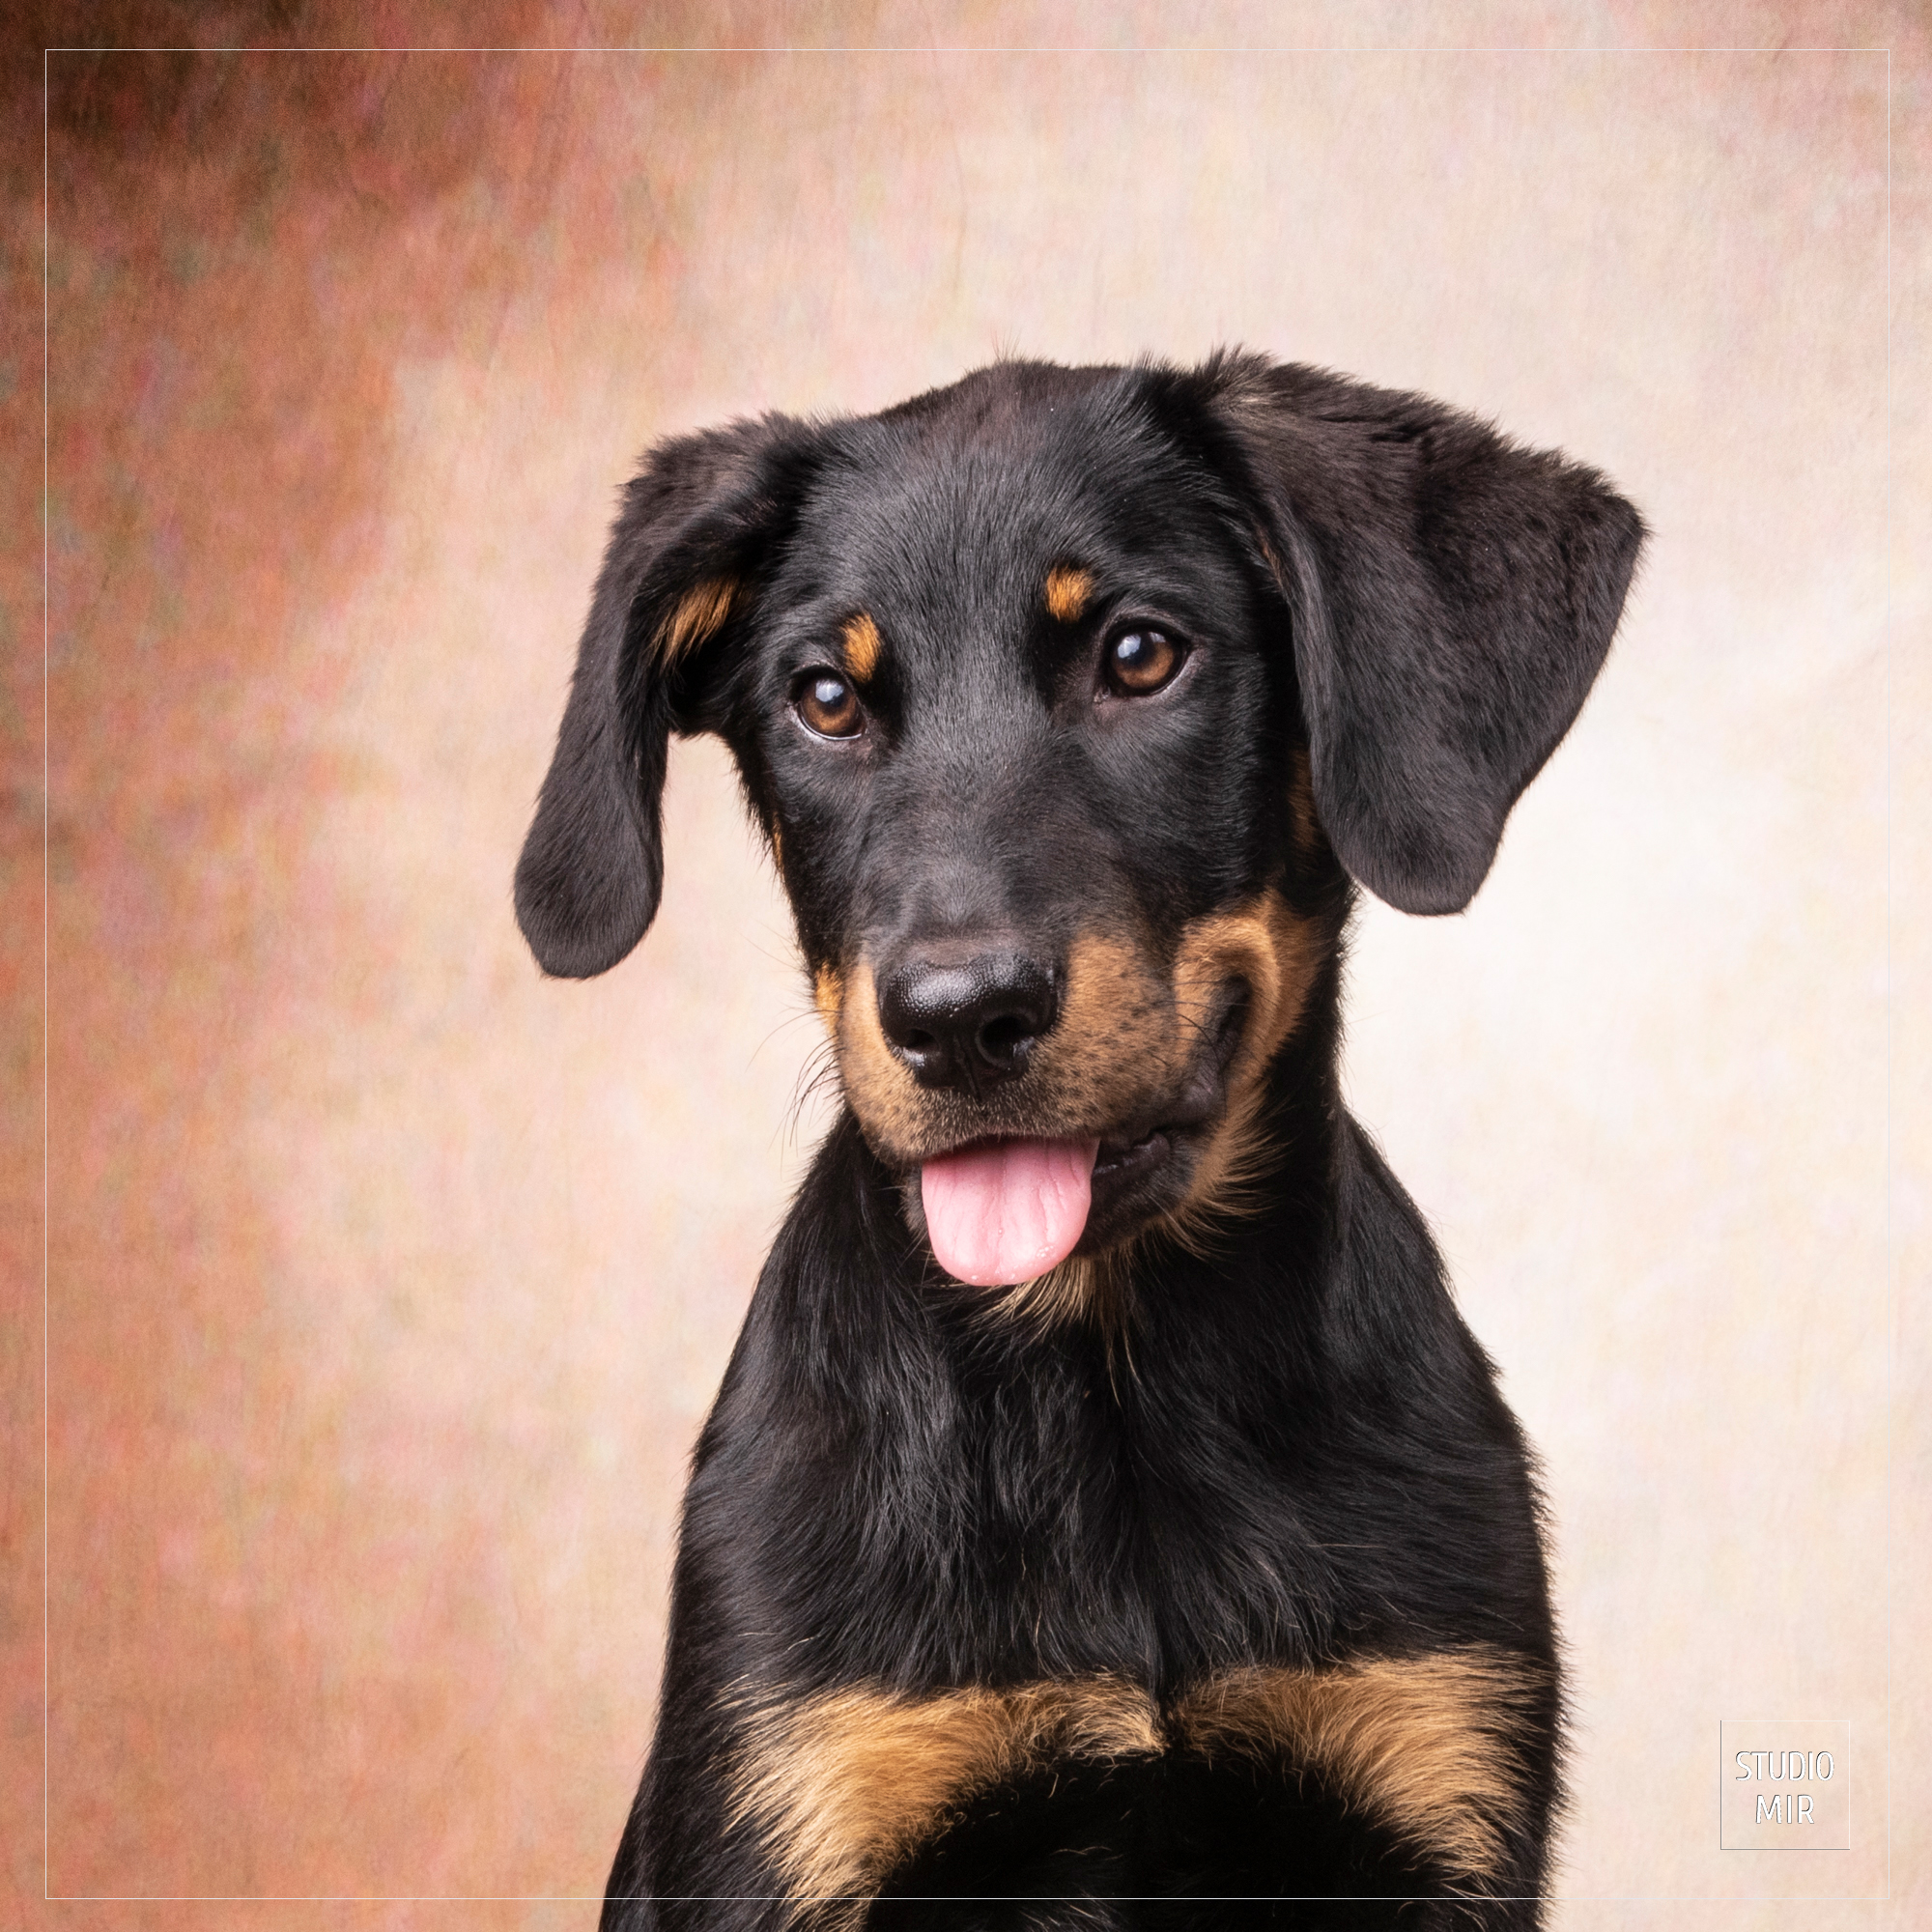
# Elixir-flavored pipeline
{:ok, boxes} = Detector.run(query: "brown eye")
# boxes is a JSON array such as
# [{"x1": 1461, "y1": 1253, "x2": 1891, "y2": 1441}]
[
  {"x1": 794, "y1": 669, "x2": 865, "y2": 739},
  {"x1": 1101, "y1": 627, "x2": 1185, "y2": 697}
]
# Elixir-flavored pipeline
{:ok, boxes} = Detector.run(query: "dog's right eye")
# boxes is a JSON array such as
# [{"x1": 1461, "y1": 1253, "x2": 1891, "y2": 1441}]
[
  {"x1": 792, "y1": 669, "x2": 865, "y2": 740},
  {"x1": 1101, "y1": 626, "x2": 1186, "y2": 697}
]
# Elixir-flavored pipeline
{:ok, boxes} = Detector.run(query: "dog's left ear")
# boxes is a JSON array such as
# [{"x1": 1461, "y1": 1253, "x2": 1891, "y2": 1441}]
[{"x1": 1197, "y1": 355, "x2": 1644, "y2": 915}]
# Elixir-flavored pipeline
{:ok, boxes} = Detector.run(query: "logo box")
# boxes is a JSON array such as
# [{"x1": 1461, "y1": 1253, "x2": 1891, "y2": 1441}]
[{"x1": 1719, "y1": 1719, "x2": 1851, "y2": 1850}]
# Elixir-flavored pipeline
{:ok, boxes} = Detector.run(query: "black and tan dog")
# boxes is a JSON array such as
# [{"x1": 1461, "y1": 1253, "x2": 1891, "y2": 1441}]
[{"x1": 515, "y1": 352, "x2": 1641, "y2": 1929}]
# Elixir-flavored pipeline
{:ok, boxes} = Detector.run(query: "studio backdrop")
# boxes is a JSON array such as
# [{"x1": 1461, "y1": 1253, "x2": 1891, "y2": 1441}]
[{"x1": 15, "y1": 7, "x2": 1918, "y2": 1927}]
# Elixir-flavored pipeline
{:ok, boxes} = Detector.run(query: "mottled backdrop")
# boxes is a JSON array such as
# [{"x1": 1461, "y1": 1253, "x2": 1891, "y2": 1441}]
[{"x1": 5, "y1": 3, "x2": 1928, "y2": 1928}]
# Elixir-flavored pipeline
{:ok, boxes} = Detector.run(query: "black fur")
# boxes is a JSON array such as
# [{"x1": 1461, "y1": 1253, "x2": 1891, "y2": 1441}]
[{"x1": 514, "y1": 353, "x2": 1642, "y2": 1929}]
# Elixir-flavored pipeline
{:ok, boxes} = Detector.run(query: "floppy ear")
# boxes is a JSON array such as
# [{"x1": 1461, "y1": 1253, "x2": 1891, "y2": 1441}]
[
  {"x1": 1204, "y1": 355, "x2": 1644, "y2": 915},
  {"x1": 514, "y1": 417, "x2": 815, "y2": 978}
]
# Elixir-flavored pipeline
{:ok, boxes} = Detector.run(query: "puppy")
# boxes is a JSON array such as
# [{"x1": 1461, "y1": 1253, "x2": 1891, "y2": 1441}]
[{"x1": 515, "y1": 352, "x2": 1642, "y2": 1929}]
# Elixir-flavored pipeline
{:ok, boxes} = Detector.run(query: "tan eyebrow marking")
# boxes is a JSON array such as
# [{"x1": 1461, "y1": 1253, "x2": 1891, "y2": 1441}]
[
  {"x1": 1044, "y1": 564, "x2": 1095, "y2": 624},
  {"x1": 841, "y1": 611, "x2": 883, "y2": 682},
  {"x1": 657, "y1": 577, "x2": 736, "y2": 663}
]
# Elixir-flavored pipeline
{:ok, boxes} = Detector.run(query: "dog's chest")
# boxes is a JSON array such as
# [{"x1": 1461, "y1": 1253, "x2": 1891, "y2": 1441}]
[
  {"x1": 778, "y1": 1332, "x2": 1346, "y2": 1688},
  {"x1": 719, "y1": 1366, "x2": 1544, "y2": 1914}
]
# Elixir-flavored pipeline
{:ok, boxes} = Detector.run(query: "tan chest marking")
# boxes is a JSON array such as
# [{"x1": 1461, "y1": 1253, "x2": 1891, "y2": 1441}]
[
  {"x1": 1171, "y1": 1648, "x2": 1546, "y2": 1880},
  {"x1": 728, "y1": 1676, "x2": 1158, "y2": 1912},
  {"x1": 729, "y1": 1646, "x2": 1540, "y2": 1914}
]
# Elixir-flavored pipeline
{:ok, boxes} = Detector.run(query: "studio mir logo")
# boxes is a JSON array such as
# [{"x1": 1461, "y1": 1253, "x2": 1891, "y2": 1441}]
[
  {"x1": 1719, "y1": 1720, "x2": 1850, "y2": 1850},
  {"x1": 1736, "y1": 1746, "x2": 1832, "y2": 1824}
]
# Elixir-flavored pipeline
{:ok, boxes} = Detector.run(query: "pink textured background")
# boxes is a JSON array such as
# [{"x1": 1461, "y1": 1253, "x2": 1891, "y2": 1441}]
[{"x1": 5, "y1": 4, "x2": 1927, "y2": 1928}]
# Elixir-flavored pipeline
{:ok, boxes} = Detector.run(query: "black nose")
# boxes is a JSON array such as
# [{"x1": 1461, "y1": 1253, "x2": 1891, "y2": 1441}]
[{"x1": 877, "y1": 952, "x2": 1060, "y2": 1094}]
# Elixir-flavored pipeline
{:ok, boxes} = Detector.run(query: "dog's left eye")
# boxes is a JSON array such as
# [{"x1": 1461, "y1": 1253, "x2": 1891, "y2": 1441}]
[
  {"x1": 793, "y1": 669, "x2": 866, "y2": 739},
  {"x1": 1101, "y1": 626, "x2": 1186, "y2": 697}
]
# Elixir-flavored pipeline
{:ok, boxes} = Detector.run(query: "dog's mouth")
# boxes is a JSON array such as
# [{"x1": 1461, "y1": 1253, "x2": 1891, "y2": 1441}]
[
  {"x1": 920, "y1": 1136, "x2": 1101, "y2": 1287},
  {"x1": 914, "y1": 986, "x2": 1251, "y2": 1287}
]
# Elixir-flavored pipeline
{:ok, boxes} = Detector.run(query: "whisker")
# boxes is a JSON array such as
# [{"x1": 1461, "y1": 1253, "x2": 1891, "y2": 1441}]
[
  {"x1": 781, "y1": 1038, "x2": 844, "y2": 1151},
  {"x1": 750, "y1": 1004, "x2": 830, "y2": 1066}
]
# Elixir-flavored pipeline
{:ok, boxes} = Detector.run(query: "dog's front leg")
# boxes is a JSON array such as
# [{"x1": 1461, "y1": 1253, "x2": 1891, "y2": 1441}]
[
  {"x1": 605, "y1": 1677, "x2": 992, "y2": 1932},
  {"x1": 601, "y1": 1677, "x2": 799, "y2": 1932}
]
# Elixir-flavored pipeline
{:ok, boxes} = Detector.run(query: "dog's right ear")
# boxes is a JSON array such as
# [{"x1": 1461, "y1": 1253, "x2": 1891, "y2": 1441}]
[{"x1": 514, "y1": 418, "x2": 815, "y2": 979}]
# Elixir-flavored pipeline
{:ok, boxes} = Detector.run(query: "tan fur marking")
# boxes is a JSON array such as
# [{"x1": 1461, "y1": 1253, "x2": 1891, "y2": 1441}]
[
  {"x1": 1174, "y1": 1648, "x2": 1544, "y2": 1879},
  {"x1": 841, "y1": 611, "x2": 883, "y2": 683},
  {"x1": 1254, "y1": 525, "x2": 1289, "y2": 597},
  {"x1": 1054, "y1": 929, "x2": 1168, "y2": 1070},
  {"x1": 730, "y1": 1678, "x2": 1160, "y2": 1916},
  {"x1": 993, "y1": 1253, "x2": 1129, "y2": 1337},
  {"x1": 813, "y1": 963, "x2": 844, "y2": 1039},
  {"x1": 658, "y1": 577, "x2": 736, "y2": 664},
  {"x1": 1163, "y1": 887, "x2": 1323, "y2": 1241},
  {"x1": 770, "y1": 822, "x2": 785, "y2": 874},
  {"x1": 1287, "y1": 743, "x2": 1325, "y2": 863},
  {"x1": 835, "y1": 910, "x2": 1318, "y2": 1181},
  {"x1": 838, "y1": 956, "x2": 909, "y2": 1140},
  {"x1": 1044, "y1": 564, "x2": 1096, "y2": 624},
  {"x1": 729, "y1": 1651, "x2": 1537, "y2": 1913}
]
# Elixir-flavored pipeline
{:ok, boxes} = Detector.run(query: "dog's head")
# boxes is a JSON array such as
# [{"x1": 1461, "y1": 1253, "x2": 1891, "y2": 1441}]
[{"x1": 516, "y1": 355, "x2": 1641, "y2": 1290}]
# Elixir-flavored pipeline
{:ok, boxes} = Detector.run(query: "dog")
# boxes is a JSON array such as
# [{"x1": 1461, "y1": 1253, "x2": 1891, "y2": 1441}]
[{"x1": 514, "y1": 351, "x2": 1642, "y2": 1929}]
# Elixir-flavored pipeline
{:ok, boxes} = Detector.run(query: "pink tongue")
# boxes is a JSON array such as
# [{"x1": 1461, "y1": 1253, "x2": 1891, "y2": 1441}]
[{"x1": 921, "y1": 1137, "x2": 1101, "y2": 1287}]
